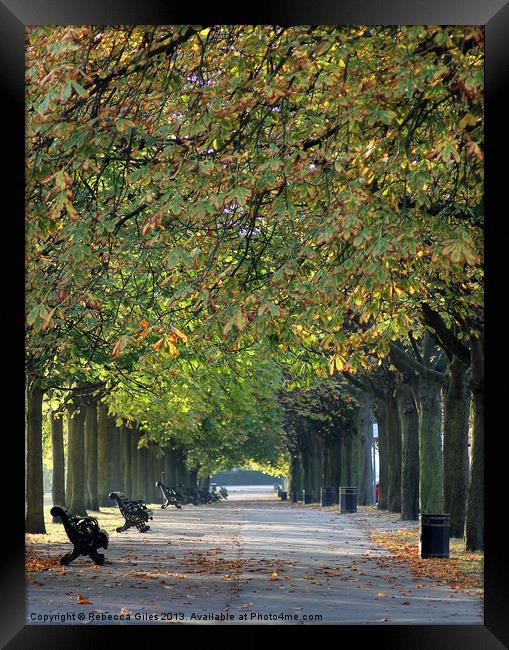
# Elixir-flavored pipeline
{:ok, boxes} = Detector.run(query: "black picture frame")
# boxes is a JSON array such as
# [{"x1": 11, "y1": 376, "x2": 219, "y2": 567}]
[{"x1": 4, "y1": 1, "x2": 506, "y2": 647}]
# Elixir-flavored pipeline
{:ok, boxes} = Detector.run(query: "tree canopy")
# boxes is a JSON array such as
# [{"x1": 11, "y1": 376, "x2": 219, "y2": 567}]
[{"x1": 25, "y1": 24, "x2": 484, "y2": 475}]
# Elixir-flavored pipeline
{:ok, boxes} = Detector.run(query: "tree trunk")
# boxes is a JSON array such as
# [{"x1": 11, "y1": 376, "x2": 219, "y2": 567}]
[
  {"x1": 109, "y1": 418, "x2": 121, "y2": 492},
  {"x1": 198, "y1": 475, "x2": 210, "y2": 489},
  {"x1": 188, "y1": 467, "x2": 199, "y2": 489},
  {"x1": 97, "y1": 402, "x2": 111, "y2": 507},
  {"x1": 154, "y1": 453, "x2": 164, "y2": 491},
  {"x1": 50, "y1": 410, "x2": 65, "y2": 512},
  {"x1": 341, "y1": 431, "x2": 352, "y2": 486},
  {"x1": 130, "y1": 429, "x2": 139, "y2": 498},
  {"x1": 164, "y1": 448, "x2": 177, "y2": 486},
  {"x1": 374, "y1": 397, "x2": 389, "y2": 510},
  {"x1": 397, "y1": 384, "x2": 419, "y2": 520},
  {"x1": 300, "y1": 422, "x2": 321, "y2": 498},
  {"x1": 357, "y1": 393, "x2": 375, "y2": 505},
  {"x1": 66, "y1": 402, "x2": 87, "y2": 516},
  {"x1": 175, "y1": 452, "x2": 186, "y2": 486},
  {"x1": 320, "y1": 435, "x2": 341, "y2": 502},
  {"x1": 120, "y1": 424, "x2": 131, "y2": 495},
  {"x1": 444, "y1": 356, "x2": 470, "y2": 538},
  {"x1": 145, "y1": 447, "x2": 157, "y2": 502},
  {"x1": 465, "y1": 330, "x2": 484, "y2": 551},
  {"x1": 415, "y1": 377, "x2": 444, "y2": 514},
  {"x1": 84, "y1": 401, "x2": 99, "y2": 510},
  {"x1": 288, "y1": 453, "x2": 301, "y2": 498},
  {"x1": 26, "y1": 384, "x2": 46, "y2": 533},
  {"x1": 351, "y1": 410, "x2": 360, "y2": 489},
  {"x1": 136, "y1": 443, "x2": 147, "y2": 500},
  {"x1": 387, "y1": 395, "x2": 402, "y2": 513}
]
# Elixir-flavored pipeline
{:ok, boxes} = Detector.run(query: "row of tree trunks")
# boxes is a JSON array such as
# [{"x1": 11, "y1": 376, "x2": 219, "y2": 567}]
[
  {"x1": 290, "y1": 405, "x2": 372, "y2": 503},
  {"x1": 27, "y1": 388, "x2": 202, "y2": 531}
]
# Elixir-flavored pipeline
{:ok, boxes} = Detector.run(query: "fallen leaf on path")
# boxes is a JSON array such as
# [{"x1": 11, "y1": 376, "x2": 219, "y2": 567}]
[{"x1": 77, "y1": 595, "x2": 92, "y2": 604}]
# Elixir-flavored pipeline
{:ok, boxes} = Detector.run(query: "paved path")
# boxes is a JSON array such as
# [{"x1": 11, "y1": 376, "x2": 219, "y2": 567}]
[{"x1": 26, "y1": 497, "x2": 483, "y2": 625}]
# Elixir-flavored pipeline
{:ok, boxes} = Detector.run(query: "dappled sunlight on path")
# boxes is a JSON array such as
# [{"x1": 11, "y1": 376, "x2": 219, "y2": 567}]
[{"x1": 26, "y1": 497, "x2": 483, "y2": 625}]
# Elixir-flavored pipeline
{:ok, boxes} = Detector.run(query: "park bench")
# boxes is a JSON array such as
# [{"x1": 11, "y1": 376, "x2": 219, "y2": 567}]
[
  {"x1": 156, "y1": 481, "x2": 183, "y2": 509},
  {"x1": 50, "y1": 506, "x2": 109, "y2": 566},
  {"x1": 197, "y1": 488, "x2": 220, "y2": 504},
  {"x1": 108, "y1": 491, "x2": 153, "y2": 533},
  {"x1": 175, "y1": 485, "x2": 200, "y2": 505},
  {"x1": 218, "y1": 486, "x2": 228, "y2": 500}
]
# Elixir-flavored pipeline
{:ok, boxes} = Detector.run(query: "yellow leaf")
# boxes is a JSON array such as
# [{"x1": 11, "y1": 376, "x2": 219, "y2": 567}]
[{"x1": 335, "y1": 355, "x2": 346, "y2": 372}]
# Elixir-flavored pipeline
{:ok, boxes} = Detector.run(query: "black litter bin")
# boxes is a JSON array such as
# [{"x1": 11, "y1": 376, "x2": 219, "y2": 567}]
[
  {"x1": 339, "y1": 486, "x2": 358, "y2": 513},
  {"x1": 302, "y1": 489, "x2": 315, "y2": 504},
  {"x1": 280, "y1": 491, "x2": 288, "y2": 501},
  {"x1": 419, "y1": 514, "x2": 450, "y2": 558},
  {"x1": 290, "y1": 490, "x2": 299, "y2": 503},
  {"x1": 321, "y1": 487, "x2": 336, "y2": 507}
]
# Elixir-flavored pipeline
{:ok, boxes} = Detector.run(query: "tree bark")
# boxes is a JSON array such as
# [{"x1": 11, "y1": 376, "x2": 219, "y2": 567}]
[
  {"x1": 351, "y1": 410, "x2": 360, "y2": 489},
  {"x1": 387, "y1": 394, "x2": 402, "y2": 513},
  {"x1": 374, "y1": 397, "x2": 389, "y2": 510},
  {"x1": 198, "y1": 474, "x2": 210, "y2": 489},
  {"x1": 109, "y1": 418, "x2": 121, "y2": 492},
  {"x1": 397, "y1": 384, "x2": 419, "y2": 520},
  {"x1": 164, "y1": 447, "x2": 177, "y2": 486},
  {"x1": 415, "y1": 377, "x2": 444, "y2": 513},
  {"x1": 189, "y1": 467, "x2": 199, "y2": 490},
  {"x1": 145, "y1": 447, "x2": 158, "y2": 502},
  {"x1": 320, "y1": 434, "x2": 341, "y2": 502},
  {"x1": 120, "y1": 424, "x2": 131, "y2": 495},
  {"x1": 66, "y1": 401, "x2": 87, "y2": 516},
  {"x1": 26, "y1": 384, "x2": 46, "y2": 533},
  {"x1": 443, "y1": 355, "x2": 470, "y2": 537},
  {"x1": 130, "y1": 429, "x2": 139, "y2": 497},
  {"x1": 50, "y1": 410, "x2": 65, "y2": 511},
  {"x1": 136, "y1": 443, "x2": 147, "y2": 499},
  {"x1": 465, "y1": 329, "x2": 484, "y2": 551},
  {"x1": 357, "y1": 393, "x2": 375, "y2": 505},
  {"x1": 97, "y1": 402, "x2": 111, "y2": 507},
  {"x1": 341, "y1": 430, "x2": 353, "y2": 486},
  {"x1": 84, "y1": 401, "x2": 99, "y2": 510}
]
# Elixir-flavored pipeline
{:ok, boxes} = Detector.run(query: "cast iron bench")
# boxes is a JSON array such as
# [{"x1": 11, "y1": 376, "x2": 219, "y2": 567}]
[
  {"x1": 50, "y1": 506, "x2": 109, "y2": 565},
  {"x1": 108, "y1": 491, "x2": 153, "y2": 532},
  {"x1": 156, "y1": 481, "x2": 183, "y2": 509}
]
